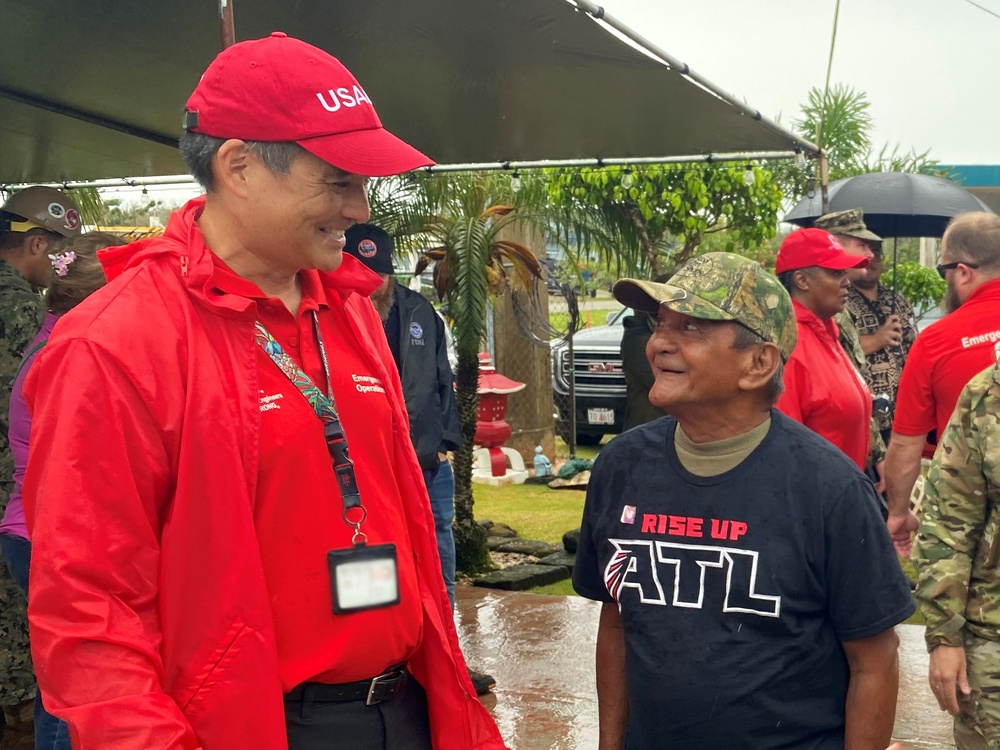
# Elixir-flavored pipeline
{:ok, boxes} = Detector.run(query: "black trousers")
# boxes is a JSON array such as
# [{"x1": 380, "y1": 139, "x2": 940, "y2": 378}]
[{"x1": 284, "y1": 674, "x2": 433, "y2": 750}]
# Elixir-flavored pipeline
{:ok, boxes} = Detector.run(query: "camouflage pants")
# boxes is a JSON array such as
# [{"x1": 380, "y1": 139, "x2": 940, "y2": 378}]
[
  {"x1": 0, "y1": 482, "x2": 35, "y2": 708},
  {"x1": 954, "y1": 634, "x2": 1000, "y2": 750}
]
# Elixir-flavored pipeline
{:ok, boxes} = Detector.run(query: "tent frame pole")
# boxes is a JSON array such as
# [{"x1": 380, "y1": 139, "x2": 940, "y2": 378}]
[
  {"x1": 5, "y1": 150, "x2": 808, "y2": 191},
  {"x1": 567, "y1": 0, "x2": 822, "y2": 159},
  {"x1": 219, "y1": 0, "x2": 236, "y2": 48}
]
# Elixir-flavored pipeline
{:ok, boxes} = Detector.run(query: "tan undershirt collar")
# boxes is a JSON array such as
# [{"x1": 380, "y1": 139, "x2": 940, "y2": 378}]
[{"x1": 674, "y1": 418, "x2": 772, "y2": 477}]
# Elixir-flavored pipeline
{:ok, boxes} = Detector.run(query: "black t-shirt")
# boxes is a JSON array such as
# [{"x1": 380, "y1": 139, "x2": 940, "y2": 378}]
[{"x1": 572, "y1": 411, "x2": 915, "y2": 750}]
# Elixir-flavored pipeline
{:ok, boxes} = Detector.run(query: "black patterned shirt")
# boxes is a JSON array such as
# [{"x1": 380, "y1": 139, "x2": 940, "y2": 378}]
[{"x1": 844, "y1": 285, "x2": 917, "y2": 431}]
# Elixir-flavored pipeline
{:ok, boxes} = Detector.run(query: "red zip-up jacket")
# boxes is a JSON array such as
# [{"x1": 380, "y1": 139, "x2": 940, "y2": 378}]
[
  {"x1": 21, "y1": 197, "x2": 507, "y2": 750},
  {"x1": 776, "y1": 300, "x2": 872, "y2": 471}
]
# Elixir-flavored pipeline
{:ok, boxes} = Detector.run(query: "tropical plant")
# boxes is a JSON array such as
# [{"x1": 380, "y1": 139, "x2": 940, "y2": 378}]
[
  {"x1": 65, "y1": 187, "x2": 105, "y2": 226},
  {"x1": 772, "y1": 85, "x2": 942, "y2": 202},
  {"x1": 546, "y1": 163, "x2": 783, "y2": 278},
  {"x1": 881, "y1": 261, "x2": 945, "y2": 319},
  {"x1": 370, "y1": 172, "x2": 543, "y2": 573}
]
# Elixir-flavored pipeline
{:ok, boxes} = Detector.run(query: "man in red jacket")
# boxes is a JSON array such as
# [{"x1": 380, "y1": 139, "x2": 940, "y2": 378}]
[
  {"x1": 20, "y1": 34, "x2": 507, "y2": 750},
  {"x1": 885, "y1": 212, "x2": 1000, "y2": 556}
]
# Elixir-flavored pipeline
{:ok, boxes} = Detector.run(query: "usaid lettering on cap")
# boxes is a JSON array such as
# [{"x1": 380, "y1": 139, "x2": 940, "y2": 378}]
[{"x1": 184, "y1": 32, "x2": 433, "y2": 177}]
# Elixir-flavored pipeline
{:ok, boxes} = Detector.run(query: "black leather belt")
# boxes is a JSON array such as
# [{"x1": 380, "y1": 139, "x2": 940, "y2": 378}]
[{"x1": 284, "y1": 666, "x2": 408, "y2": 706}]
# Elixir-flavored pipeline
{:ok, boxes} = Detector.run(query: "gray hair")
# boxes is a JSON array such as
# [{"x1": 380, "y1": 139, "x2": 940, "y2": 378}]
[
  {"x1": 179, "y1": 132, "x2": 307, "y2": 192},
  {"x1": 730, "y1": 323, "x2": 784, "y2": 405}
]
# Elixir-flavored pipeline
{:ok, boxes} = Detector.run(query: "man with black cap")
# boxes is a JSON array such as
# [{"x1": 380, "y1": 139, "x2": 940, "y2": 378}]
[
  {"x1": 20, "y1": 34, "x2": 506, "y2": 750},
  {"x1": 0, "y1": 186, "x2": 80, "y2": 748},
  {"x1": 573, "y1": 252, "x2": 913, "y2": 749},
  {"x1": 344, "y1": 224, "x2": 495, "y2": 696}
]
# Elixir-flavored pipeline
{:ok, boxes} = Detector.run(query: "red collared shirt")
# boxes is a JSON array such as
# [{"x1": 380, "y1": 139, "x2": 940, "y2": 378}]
[
  {"x1": 776, "y1": 300, "x2": 872, "y2": 471},
  {"x1": 893, "y1": 278, "x2": 1000, "y2": 451},
  {"x1": 210, "y1": 256, "x2": 422, "y2": 689}
]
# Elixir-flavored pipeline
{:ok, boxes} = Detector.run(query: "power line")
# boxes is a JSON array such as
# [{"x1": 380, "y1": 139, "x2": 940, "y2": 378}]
[{"x1": 961, "y1": 0, "x2": 1000, "y2": 20}]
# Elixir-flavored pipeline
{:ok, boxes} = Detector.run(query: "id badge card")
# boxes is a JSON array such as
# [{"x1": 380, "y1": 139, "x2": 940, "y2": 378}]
[{"x1": 327, "y1": 544, "x2": 400, "y2": 614}]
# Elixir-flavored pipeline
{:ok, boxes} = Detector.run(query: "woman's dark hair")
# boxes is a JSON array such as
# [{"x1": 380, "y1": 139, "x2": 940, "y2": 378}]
[{"x1": 46, "y1": 231, "x2": 125, "y2": 315}]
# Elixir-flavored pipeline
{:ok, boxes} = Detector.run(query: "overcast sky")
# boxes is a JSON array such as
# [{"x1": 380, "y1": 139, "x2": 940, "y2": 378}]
[{"x1": 598, "y1": 0, "x2": 1000, "y2": 166}]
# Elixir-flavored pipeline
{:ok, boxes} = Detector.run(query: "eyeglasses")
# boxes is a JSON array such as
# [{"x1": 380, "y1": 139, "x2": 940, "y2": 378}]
[{"x1": 936, "y1": 261, "x2": 980, "y2": 279}]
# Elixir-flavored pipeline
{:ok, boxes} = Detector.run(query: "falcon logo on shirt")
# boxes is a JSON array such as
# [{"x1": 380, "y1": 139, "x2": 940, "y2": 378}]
[{"x1": 603, "y1": 538, "x2": 781, "y2": 618}]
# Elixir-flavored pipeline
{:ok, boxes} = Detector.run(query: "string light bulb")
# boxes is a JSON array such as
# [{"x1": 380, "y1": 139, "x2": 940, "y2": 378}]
[
  {"x1": 510, "y1": 172, "x2": 522, "y2": 193},
  {"x1": 621, "y1": 168, "x2": 634, "y2": 189},
  {"x1": 141, "y1": 186, "x2": 149, "y2": 197},
  {"x1": 743, "y1": 165, "x2": 756, "y2": 186},
  {"x1": 794, "y1": 150, "x2": 807, "y2": 169}
]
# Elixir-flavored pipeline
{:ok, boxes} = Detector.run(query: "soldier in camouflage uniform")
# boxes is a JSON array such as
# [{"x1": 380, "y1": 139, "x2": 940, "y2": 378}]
[
  {"x1": 914, "y1": 362, "x2": 1000, "y2": 749},
  {"x1": 0, "y1": 187, "x2": 80, "y2": 746}
]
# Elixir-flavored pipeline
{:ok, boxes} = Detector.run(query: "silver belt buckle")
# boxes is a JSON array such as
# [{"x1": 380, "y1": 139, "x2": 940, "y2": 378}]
[{"x1": 366, "y1": 669, "x2": 401, "y2": 706}]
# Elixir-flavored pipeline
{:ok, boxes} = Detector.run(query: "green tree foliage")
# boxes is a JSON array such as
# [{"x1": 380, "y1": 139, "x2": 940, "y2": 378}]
[
  {"x1": 546, "y1": 163, "x2": 783, "y2": 277},
  {"x1": 369, "y1": 172, "x2": 542, "y2": 573},
  {"x1": 65, "y1": 187, "x2": 105, "y2": 226},
  {"x1": 773, "y1": 85, "x2": 941, "y2": 201},
  {"x1": 94, "y1": 197, "x2": 173, "y2": 227},
  {"x1": 882, "y1": 261, "x2": 945, "y2": 319}
]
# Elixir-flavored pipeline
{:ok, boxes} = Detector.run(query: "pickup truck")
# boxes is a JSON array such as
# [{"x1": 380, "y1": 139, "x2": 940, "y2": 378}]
[{"x1": 551, "y1": 307, "x2": 631, "y2": 445}]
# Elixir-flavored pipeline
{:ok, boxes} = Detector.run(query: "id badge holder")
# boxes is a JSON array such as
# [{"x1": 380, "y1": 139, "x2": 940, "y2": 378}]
[{"x1": 328, "y1": 543, "x2": 400, "y2": 614}]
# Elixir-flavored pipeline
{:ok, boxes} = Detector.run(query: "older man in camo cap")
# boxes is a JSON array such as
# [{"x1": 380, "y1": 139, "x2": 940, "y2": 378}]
[{"x1": 571, "y1": 252, "x2": 914, "y2": 749}]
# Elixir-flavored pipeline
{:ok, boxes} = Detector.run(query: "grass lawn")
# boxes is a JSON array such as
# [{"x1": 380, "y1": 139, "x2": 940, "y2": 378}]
[
  {"x1": 471, "y1": 462, "x2": 589, "y2": 597},
  {"x1": 473, "y1": 482, "x2": 585, "y2": 549},
  {"x1": 548, "y1": 307, "x2": 621, "y2": 334}
]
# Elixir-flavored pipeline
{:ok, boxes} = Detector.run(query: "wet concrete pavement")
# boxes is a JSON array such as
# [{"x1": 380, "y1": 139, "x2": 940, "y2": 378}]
[{"x1": 455, "y1": 586, "x2": 956, "y2": 750}]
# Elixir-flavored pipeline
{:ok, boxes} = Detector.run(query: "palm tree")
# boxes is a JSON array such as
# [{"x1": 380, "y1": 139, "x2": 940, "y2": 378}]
[{"x1": 371, "y1": 172, "x2": 542, "y2": 572}]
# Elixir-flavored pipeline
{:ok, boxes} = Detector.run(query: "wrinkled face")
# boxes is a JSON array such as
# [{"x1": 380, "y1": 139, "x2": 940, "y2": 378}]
[
  {"x1": 645, "y1": 307, "x2": 748, "y2": 414},
  {"x1": 837, "y1": 235, "x2": 875, "y2": 285},
  {"x1": 242, "y1": 149, "x2": 370, "y2": 276},
  {"x1": 796, "y1": 266, "x2": 851, "y2": 320}
]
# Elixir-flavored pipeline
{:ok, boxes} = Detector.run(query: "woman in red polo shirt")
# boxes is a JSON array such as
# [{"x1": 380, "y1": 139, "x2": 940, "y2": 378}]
[{"x1": 774, "y1": 228, "x2": 873, "y2": 471}]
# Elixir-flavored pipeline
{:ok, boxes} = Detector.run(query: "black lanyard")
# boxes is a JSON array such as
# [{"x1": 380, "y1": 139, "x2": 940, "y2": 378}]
[{"x1": 253, "y1": 311, "x2": 368, "y2": 543}]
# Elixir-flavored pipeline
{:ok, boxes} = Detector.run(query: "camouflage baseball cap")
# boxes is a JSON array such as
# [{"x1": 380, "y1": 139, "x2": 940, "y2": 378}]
[
  {"x1": 613, "y1": 252, "x2": 797, "y2": 361},
  {"x1": 0, "y1": 186, "x2": 82, "y2": 238},
  {"x1": 813, "y1": 208, "x2": 882, "y2": 243}
]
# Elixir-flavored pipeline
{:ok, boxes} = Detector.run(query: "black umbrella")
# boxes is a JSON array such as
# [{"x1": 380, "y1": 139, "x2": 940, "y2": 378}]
[{"x1": 783, "y1": 171, "x2": 993, "y2": 238}]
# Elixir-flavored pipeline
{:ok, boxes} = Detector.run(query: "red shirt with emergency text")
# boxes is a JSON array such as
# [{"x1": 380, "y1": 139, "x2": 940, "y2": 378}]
[
  {"x1": 212, "y1": 257, "x2": 422, "y2": 690},
  {"x1": 893, "y1": 279, "x2": 1000, "y2": 451}
]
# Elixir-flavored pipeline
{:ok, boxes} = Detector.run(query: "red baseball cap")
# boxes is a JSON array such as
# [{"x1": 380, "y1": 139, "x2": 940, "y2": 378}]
[
  {"x1": 184, "y1": 32, "x2": 434, "y2": 177},
  {"x1": 775, "y1": 228, "x2": 870, "y2": 274}
]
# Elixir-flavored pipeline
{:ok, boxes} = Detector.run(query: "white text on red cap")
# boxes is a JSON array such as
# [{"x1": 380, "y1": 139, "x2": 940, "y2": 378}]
[{"x1": 317, "y1": 86, "x2": 373, "y2": 113}]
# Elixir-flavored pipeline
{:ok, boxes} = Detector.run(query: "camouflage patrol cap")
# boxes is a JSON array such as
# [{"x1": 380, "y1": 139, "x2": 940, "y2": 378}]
[
  {"x1": 613, "y1": 252, "x2": 797, "y2": 361},
  {"x1": 0, "y1": 187, "x2": 82, "y2": 238},
  {"x1": 813, "y1": 208, "x2": 882, "y2": 243}
]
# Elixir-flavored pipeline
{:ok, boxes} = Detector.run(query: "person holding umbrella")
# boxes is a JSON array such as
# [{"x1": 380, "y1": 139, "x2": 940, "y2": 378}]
[{"x1": 774, "y1": 228, "x2": 875, "y2": 474}]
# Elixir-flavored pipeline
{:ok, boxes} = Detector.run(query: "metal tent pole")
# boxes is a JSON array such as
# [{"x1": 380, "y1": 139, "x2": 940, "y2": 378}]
[
  {"x1": 567, "y1": 0, "x2": 822, "y2": 158},
  {"x1": 219, "y1": 0, "x2": 236, "y2": 48}
]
